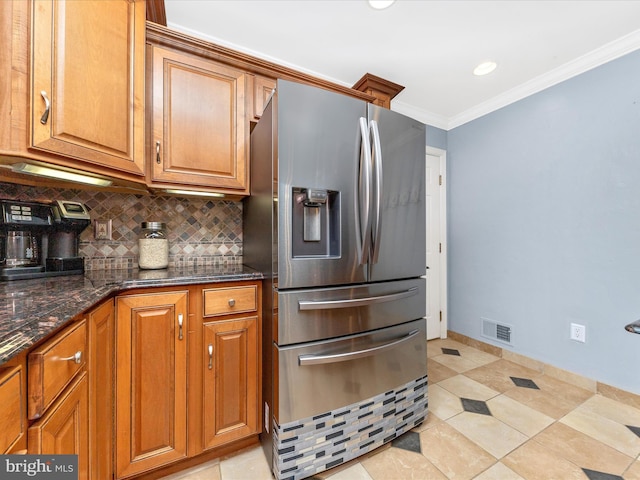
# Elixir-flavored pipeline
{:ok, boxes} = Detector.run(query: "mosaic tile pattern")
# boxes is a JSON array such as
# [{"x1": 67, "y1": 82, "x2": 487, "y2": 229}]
[
  {"x1": 272, "y1": 375, "x2": 428, "y2": 480},
  {"x1": 0, "y1": 182, "x2": 243, "y2": 270},
  {"x1": 164, "y1": 337, "x2": 640, "y2": 480}
]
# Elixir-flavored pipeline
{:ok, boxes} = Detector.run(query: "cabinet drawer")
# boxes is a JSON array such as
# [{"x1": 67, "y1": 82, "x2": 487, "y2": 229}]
[
  {"x1": 28, "y1": 320, "x2": 87, "y2": 420},
  {"x1": 203, "y1": 285, "x2": 257, "y2": 317},
  {"x1": 28, "y1": 372, "x2": 88, "y2": 477},
  {"x1": 0, "y1": 365, "x2": 24, "y2": 453}
]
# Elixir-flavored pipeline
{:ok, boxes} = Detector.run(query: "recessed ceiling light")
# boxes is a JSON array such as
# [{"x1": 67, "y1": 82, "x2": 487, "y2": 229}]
[
  {"x1": 473, "y1": 61, "x2": 497, "y2": 76},
  {"x1": 368, "y1": 0, "x2": 396, "y2": 10}
]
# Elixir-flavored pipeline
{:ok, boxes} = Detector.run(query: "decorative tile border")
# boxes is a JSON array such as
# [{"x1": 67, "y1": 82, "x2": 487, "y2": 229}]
[
  {"x1": 271, "y1": 375, "x2": 428, "y2": 480},
  {"x1": 0, "y1": 182, "x2": 243, "y2": 270}
]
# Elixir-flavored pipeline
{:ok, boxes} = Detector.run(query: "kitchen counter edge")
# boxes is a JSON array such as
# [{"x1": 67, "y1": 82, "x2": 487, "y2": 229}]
[{"x1": 0, "y1": 265, "x2": 264, "y2": 366}]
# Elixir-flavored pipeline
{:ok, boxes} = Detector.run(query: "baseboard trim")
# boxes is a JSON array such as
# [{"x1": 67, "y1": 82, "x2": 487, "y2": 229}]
[{"x1": 445, "y1": 330, "x2": 640, "y2": 410}]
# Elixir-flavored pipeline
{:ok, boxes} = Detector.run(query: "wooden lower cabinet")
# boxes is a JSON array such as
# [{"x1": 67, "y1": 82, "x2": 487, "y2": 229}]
[
  {"x1": 115, "y1": 290, "x2": 189, "y2": 478},
  {"x1": 202, "y1": 316, "x2": 259, "y2": 449},
  {"x1": 28, "y1": 372, "x2": 89, "y2": 479},
  {"x1": 16, "y1": 280, "x2": 262, "y2": 479},
  {"x1": 88, "y1": 300, "x2": 115, "y2": 480},
  {"x1": 0, "y1": 363, "x2": 25, "y2": 453}
]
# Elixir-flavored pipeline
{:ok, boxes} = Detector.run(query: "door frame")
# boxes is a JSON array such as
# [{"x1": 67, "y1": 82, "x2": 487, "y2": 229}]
[{"x1": 426, "y1": 146, "x2": 448, "y2": 339}]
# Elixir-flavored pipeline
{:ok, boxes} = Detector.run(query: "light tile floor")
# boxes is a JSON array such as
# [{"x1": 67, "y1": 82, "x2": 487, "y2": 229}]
[{"x1": 161, "y1": 338, "x2": 640, "y2": 480}]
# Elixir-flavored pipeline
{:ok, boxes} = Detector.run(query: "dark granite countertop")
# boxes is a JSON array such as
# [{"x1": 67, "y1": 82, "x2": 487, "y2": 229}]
[{"x1": 0, "y1": 264, "x2": 263, "y2": 366}]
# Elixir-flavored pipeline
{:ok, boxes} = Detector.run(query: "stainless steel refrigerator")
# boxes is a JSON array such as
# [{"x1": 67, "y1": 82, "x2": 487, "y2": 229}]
[{"x1": 244, "y1": 80, "x2": 427, "y2": 480}]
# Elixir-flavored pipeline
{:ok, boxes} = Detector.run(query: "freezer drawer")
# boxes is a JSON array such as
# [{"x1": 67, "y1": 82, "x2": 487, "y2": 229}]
[
  {"x1": 277, "y1": 278, "x2": 425, "y2": 345},
  {"x1": 275, "y1": 318, "x2": 426, "y2": 424}
]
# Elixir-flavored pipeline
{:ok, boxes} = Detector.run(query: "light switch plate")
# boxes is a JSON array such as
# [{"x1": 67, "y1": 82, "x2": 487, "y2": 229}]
[{"x1": 94, "y1": 219, "x2": 112, "y2": 240}]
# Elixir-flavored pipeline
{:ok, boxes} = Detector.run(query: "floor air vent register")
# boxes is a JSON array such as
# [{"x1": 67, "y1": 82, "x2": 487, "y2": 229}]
[{"x1": 481, "y1": 317, "x2": 513, "y2": 345}]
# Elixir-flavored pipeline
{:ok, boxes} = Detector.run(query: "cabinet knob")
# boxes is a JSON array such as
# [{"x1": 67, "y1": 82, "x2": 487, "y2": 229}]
[
  {"x1": 40, "y1": 90, "x2": 50, "y2": 125},
  {"x1": 208, "y1": 344, "x2": 213, "y2": 370},
  {"x1": 228, "y1": 298, "x2": 235, "y2": 307},
  {"x1": 61, "y1": 351, "x2": 82, "y2": 364}
]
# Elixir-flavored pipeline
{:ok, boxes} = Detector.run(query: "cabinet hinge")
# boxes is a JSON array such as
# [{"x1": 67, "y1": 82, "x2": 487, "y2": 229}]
[{"x1": 439, "y1": 175, "x2": 443, "y2": 186}]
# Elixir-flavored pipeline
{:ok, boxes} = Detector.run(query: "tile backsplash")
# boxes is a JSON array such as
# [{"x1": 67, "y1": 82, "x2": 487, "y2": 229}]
[{"x1": 0, "y1": 182, "x2": 243, "y2": 270}]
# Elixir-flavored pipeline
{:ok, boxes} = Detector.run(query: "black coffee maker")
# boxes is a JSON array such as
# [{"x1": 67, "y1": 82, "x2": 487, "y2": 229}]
[
  {"x1": 0, "y1": 199, "x2": 54, "y2": 280},
  {"x1": 0, "y1": 199, "x2": 90, "y2": 280},
  {"x1": 47, "y1": 200, "x2": 91, "y2": 274}
]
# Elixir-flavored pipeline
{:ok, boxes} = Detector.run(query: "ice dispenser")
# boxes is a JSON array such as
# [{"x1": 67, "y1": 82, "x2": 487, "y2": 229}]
[{"x1": 292, "y1": 187, "x2": 340, "y2": 257}]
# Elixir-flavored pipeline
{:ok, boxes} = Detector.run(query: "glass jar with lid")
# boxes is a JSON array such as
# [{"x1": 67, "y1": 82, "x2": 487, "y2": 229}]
[{"x1": 138, "y1": 222, "x2": 169, "y2": 269}]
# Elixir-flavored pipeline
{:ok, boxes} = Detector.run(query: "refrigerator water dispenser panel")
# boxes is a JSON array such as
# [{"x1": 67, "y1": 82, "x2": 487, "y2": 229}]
[{"x1": 292, "y1": 187, "x2": 340, "y2": 257}]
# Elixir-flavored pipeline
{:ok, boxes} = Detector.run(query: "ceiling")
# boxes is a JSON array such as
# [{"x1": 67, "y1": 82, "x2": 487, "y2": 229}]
[{"x1": 163, "y1": 0, "x2": 640, "y2": 130}]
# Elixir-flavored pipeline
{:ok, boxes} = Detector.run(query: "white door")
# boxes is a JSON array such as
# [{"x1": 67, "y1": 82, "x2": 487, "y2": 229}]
[{"x1": 425, "y1": 149, "x2": 447, "y2": 339}]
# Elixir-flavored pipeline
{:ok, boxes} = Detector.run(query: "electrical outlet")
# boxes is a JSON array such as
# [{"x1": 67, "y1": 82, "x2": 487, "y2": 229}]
[
  {"x1": 570, "y1": 323, "x2": 586, "y2": 343},
  {"x1": 94, "y1": 219, "x2": 112, "y2": 240}
]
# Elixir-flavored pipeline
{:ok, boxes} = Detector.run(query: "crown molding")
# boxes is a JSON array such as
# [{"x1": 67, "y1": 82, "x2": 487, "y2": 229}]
[
  {"x1": 166, "y1": 22, "x2": 640, "y2": 132},
  {"x1": 448, "y1": 28, "x2": 640, "y2": 130},
  {"x1": 391, "y1": 101, "x2": 449, "y2": 130}
]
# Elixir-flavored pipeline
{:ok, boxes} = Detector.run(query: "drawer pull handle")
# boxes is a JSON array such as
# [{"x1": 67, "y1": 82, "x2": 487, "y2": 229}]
[
  {"x1": 178, "y1": 313, "x2": 184, "y2": 340},
  {"x1": 40, "y1": 90, "x2": 50, "y2": 124},
  {"x1": 208, "y1": 344, "x2": 213, "y2": 370},
  {"x1": 228, "y1": 298, "x2": 235, "y2": 307},
  {"x1": 156, "y1": 141, "x2": 161, "y2": 164},
  {"x1": 299, "y1": 329, "x2": 419, "y2": 366},
  {"x1": 298, "y1": 287, "x2": 418, "y2": 311},
  {"x1": 61, "y1": 351, "x2": 82, "y2": 364}
]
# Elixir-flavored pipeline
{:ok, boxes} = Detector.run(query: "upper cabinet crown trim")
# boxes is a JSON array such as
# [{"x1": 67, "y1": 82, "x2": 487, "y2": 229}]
[{"x1": 145, "y1": 22, "x2": 376, "y2": 104}]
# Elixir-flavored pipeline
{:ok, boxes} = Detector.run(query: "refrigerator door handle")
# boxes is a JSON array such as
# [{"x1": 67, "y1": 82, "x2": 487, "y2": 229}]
[
  {"x1": 298, "y1": 329, "x2": 420, "y2": 366},
  {"x1": 355, "y1": 116, "x2": 372, "y2": 265},
  {"x1": 369, "y1": 120, "x2": 383, "y2": 264},
  {"x1": 298, "y1": 286, "x2": 418, "y2": 310}
]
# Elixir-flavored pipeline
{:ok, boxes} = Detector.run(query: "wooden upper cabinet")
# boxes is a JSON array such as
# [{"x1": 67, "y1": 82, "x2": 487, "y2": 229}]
[
  {"x1": 252, "y1": 75, "x2": 276, "y2": 121},
  {"x1": 30, "y1": 0, "x2": 145, "y2": 176},
  {"x1": 149, "y1": 45, "x2": 249, "y2": 194},
  {"x1": 352, "y1": 73, "x2": 405, "y2": 110}
]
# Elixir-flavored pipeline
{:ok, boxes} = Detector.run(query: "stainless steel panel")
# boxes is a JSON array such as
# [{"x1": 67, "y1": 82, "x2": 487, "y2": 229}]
[
  {"x1": 276, "y1": 80, "x2": 367, "y2": 289},
  {"x1": 277, "y1": 278, "x2": 425, "y2": 345},
  {"x1": 243, "y1": 99, "x2": 277, "y2": 278},
  {"x1": 368, "y1": 105, "x2": 426, "y2": 282},
  {"x1": 276, "y1": 318, "x2": 426, "y2": 424}
]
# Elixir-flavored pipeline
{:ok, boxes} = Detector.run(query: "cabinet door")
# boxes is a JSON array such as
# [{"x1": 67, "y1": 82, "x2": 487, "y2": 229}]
[
  {"x1": 202, "y1": 316, "x2": 259, "y2": 449},
  {"x1": 116, "y1": 291, "x2": 188, "y2": 478},
  {"x1": 88, "y1": 300, "x2": 114, "y2": 480},
  {"x1": 150, "y1": 45, "x2": 248, "y2": 193},
  {"x1": 252, "y1": 75, "x2": 276, "y2": 121},
  {"x1": 31, "y1": 0, "x2": 145, "y2": 176},
  {"x1": 28, "y1": 372, "x2": 89, "y2": 479},
  {"x1": 0, "y1": 365, "x2": 25, "y2": 453}
]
